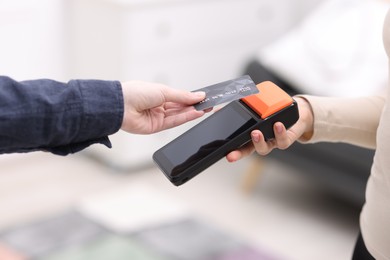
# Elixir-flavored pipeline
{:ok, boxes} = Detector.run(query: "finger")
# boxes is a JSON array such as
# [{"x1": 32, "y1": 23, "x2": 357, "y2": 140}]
[
  {"x1": 226, "y1": 150, "x2": 243, "y2": 163},
  {"x1": 226, "y1": 142, "x2": 255, "y2": 162},
  {"x1": 163, "y1": 102, "x2": 186, "y2": 110},
  {"x1": 273, "y1": 122, "x2": 291, "y2": 150},
  {"x1": 204, "y1": 107, "x2": 213, "y2": 113},
  {"x1": 164, "y1": 103, "x2": 206, "y2": 119},
  {"x1": 161, "y1": 110, "x2": 205, "y2": 130},
  {"x1": 251, "y1": 130, "x2": 275, "y2": 155},
  {"x1": 164, "y1": 102, "x2": 213, "y2": 114},
  {"x1": 163, "y1": 103, "x2": 193, "y2": 116},
  {"x1": 162, "y1": 87, "x2": 205, "y2": 105}
]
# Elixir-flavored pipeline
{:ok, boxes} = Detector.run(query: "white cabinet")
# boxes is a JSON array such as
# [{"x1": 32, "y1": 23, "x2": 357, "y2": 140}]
[{"x1": 66, "y1": 0, "x2": 297, "y2": 169}]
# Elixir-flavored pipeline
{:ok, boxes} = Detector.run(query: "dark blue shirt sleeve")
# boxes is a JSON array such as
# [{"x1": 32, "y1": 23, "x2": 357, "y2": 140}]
[{"x1": 0, "y1": 76, "x2": 124, "y2": 155}]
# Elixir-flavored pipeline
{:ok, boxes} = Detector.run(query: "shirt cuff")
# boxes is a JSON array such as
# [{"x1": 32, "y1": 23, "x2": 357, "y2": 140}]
[{"x1": 51, "y1": 79, "x2": 124, "y2": 155}]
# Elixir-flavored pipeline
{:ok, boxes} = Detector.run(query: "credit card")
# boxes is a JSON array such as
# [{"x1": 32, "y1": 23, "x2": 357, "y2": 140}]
[{"x1": 193, "y1": 75, "x2": 259, "y2": 111}]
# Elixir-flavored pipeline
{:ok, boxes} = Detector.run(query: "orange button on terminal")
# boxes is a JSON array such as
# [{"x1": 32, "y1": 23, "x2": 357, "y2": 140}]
[{"x1": 241, "y1": 81, "x2": 293, "y2": 119}]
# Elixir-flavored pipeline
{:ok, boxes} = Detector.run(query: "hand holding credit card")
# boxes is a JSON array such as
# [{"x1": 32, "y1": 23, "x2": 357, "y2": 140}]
[
  {"x1": 193, "y1": 75, "x2": 259, "y2": 111},
  {"x1": 154, "y1": 80, "x2": 299, "y2": 186}
]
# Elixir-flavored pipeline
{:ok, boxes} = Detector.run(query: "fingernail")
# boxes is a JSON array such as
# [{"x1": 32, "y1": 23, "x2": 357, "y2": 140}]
[
  {"x1": 193, "y1": 91, "x2": 205, "y2": 97},
  {"x1": 275, "y1": 124, "x2": 283, "y2": 134},
  {"x1": 252, "y1": 132, "x2": 260, "y2": 143}
]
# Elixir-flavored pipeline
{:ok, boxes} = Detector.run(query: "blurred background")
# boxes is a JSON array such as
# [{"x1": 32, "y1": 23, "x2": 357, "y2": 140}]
[{"x1": 0, "y1": 0, "x2": 389, "y2": 259}]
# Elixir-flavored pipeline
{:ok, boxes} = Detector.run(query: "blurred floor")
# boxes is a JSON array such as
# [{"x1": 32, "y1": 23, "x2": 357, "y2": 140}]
[{"x1": 0, "y1": 151, "x2": 360, "y2": 260}]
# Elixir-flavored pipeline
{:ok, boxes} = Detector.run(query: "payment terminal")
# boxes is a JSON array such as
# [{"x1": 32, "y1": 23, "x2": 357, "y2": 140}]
[{"x1": 153, "y1": 81, "x2": 299, "y2": 186}]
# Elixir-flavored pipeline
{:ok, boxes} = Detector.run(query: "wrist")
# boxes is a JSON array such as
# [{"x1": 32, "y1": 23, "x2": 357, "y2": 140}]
[{"x1": 294, "y1": 96, "x2": 314, "y2": 141}]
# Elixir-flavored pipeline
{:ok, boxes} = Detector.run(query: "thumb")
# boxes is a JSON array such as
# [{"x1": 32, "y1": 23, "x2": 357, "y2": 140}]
[{"x1": 162, "y1": 87, "x2": 205, "y2": 105}]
